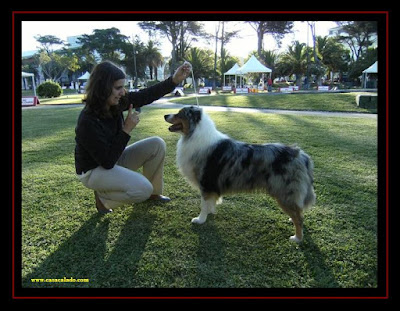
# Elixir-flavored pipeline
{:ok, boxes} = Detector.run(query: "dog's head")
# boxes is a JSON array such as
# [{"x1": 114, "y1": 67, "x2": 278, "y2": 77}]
[{"x1": 164, "y1": 106, "x2": 202, "y2": 136}]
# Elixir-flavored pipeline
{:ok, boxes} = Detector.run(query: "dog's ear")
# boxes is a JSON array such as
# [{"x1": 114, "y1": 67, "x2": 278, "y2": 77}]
[{"x1": 192, "y1": 108, "x2": 202, "y2": 123}]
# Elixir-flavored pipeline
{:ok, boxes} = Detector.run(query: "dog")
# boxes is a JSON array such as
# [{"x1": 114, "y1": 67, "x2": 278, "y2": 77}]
[{"x1": 164, "y1": 106, "x2": 316, "y2": 242}]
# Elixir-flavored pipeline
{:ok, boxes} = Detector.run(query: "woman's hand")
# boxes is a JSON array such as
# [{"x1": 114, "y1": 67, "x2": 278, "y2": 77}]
[
  {"x1": 172, "y1": 62, "x2": 192, "y2": 85},
  {"x1": 122, "y1": 104, "x2": 140, "y2": 134}
]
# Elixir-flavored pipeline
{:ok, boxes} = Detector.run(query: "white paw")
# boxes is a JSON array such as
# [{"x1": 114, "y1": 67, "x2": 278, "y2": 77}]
[
  {"x1": 191, "y1": 217, "x2": 206, "y2": 224},
  {"x1": 289, "y1": 235, "x2": 302, "y2": 243}
]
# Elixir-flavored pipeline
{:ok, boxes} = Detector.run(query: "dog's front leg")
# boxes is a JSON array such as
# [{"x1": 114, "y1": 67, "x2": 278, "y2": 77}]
[{"x1": 191, "y1": 195, "x2": 216, "y2": 224}]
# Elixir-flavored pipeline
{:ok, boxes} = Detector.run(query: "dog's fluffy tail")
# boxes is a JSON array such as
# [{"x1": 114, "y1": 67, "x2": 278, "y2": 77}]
[{"x1": 303, "y1": 185, "x2": 316, "y2": 210}]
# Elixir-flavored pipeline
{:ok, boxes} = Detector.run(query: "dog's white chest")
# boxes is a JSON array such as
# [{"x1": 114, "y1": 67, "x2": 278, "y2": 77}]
[{"x1": 176, "y1": 138, "x2": 201, "y2": 187}]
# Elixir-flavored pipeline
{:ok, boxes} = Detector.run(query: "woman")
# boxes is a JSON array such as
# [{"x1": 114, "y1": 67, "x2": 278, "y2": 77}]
[{"x1": 75, "y1": 60, "x2": 191, "y2": 213}]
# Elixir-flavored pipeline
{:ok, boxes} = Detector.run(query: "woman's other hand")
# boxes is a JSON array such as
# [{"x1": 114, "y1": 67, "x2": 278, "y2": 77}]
[{"x1": 123, "y1": 104, "x2": 140, "y2": 134}]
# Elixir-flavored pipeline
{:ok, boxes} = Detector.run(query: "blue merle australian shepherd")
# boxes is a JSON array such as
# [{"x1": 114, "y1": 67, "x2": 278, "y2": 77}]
[{"x1": 164, "y1": 106, "x2": 316, "y2": 243}]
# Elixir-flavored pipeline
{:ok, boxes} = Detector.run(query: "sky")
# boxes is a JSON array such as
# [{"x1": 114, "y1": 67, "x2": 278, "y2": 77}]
[{"x1": 21, "y1": 20, "x2": 338, "y2": 60}]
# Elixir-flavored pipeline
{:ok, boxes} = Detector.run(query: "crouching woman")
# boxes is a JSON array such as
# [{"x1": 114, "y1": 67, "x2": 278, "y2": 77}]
[{"x1": 74, "y1": 61, "x2": 190, "y2": 213}]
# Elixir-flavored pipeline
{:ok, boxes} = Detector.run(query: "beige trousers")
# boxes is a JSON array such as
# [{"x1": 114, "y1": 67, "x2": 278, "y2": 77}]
[{"x1": 78, "y1": 136, "x2": 166, "y2": 209}]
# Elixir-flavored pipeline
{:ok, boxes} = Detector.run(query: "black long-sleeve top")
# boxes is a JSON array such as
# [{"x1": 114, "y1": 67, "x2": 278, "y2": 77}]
[{"x1": 74, "y1": 76, "x2": 176, "y2": 174}]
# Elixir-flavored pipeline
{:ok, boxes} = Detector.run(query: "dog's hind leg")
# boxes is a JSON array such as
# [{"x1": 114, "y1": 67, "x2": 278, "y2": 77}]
[
  {"x1": 191, "y1": 193, "x2": 218, "y2": 224},
  {"x1": 209, "y1": 196, "x2": 222, "y2": 214},
  {"x1": 289, "y1": 210, "x2": 304, "y2": 243},
  {"x1": 277, "y1": 201, "x2": 304, "y2": 243}
]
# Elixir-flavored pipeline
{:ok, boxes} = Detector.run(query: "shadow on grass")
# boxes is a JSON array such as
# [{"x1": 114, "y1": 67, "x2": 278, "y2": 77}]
[
  {"x1": 300, "y1": 230, "x2": 341, "y2": 288},
  {"x1": 191, "y1": 217, "x2": 227, "y2": 287},
  {"x1": 22, "y1": 206, "x2": 156, "y2": 288}
]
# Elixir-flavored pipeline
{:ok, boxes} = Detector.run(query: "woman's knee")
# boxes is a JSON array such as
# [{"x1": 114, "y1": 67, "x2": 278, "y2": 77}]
[
  {"x1": 150, "y1": 136, "x2": 166, "y2": 153},
  {"x1": 128, "y1": 179, "x2": 153, "y2": 203}
]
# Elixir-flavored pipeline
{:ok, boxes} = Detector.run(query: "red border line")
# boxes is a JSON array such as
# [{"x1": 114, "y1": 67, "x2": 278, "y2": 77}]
[
  {"x1": 13, "y1": 10, "x2": 389, "y2": 300},
  {"x1": 13, "y1": 10, "x2": 388, "y2": 14},
  {"x1": 385, "y1": 11, "x2": 390, "y2": 300},
  {"x1": 12, "y1": 11, "x2": 16, "y2": 300},
  {"x1": 13, "y1": 296, "x2": 389, "y2": 300}
]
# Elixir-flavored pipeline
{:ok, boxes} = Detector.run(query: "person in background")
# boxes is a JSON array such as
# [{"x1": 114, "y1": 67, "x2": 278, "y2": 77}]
[
  {"x1": 75, "y1": 60, "x2": 191, "y2": 213},
  {"x1": 267, "y1": 76, "x2": 273, "y2": 92}
]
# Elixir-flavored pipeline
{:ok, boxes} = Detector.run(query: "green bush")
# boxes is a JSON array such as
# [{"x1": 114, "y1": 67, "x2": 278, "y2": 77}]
[{"x1": 37, "y1": 81, "x2": 62, "y2": 98}]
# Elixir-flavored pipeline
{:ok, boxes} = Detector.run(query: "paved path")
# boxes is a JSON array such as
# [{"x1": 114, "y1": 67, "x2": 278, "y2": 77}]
[{"x1": 22, "y1": 99, "x2": 377, "y2": 119}]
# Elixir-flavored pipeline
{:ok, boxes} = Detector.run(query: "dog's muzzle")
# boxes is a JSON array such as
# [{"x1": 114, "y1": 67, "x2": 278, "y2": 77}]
[{"x1": 164, "y1": 114, "x2": 183, "y2": 132}]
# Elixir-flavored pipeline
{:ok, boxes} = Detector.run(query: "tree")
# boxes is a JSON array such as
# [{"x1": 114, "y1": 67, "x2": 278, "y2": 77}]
[
  {"x1": 216, "y1": 22, "x2": 240, "y2": 88},
  {"x1": 78, "y1": 28, "x2": 130, "y2": 64},
  {"x1": 347, "y1": 48, "x2": 377, "y2": 82},
  {"x1": 317, "y1": 36, "x2": 349, "y2": 81},
  {"x1": 212, "y1": 22, "x2": 221, "y2": 89},
  {"x1": 220, "y1": 48, "x2": 239, "y2": 85},
  {"x1": 336, "y1": 21, "x2": 377, "y2": 61},
  {"x1": 70, "y1": 43, "x2": 97, "y2": 75},
  {"x1": 138, "y1": 21, "x2": 205, "y2": 72},
  {"x1": 246, "y1": 21, "x2": 293, "y2": 56},
  {"x1": 34, "y1": 35, "x2": 80, "y2": 82},
  {"x1": 307, "y1": 22, "x2": 324, "y2": 86},
  {"x1": 143, "y1": 40, "x2": 163, "y2": 80},
  {"x1": 121, "y1": 38, "x2": 147, "y2": 82},
  {"x1": 276, "y1": 41, "x2": 307, "y2": 85},
  {"x1": 35, "y1": 35, "x2": 64, "y2": 54},
  {"x1": 184, "y1": 47, "x2": 214, "y2": 88},
  {"x1": 258, "y1": 49, "x2": 278, "y2": 80}
]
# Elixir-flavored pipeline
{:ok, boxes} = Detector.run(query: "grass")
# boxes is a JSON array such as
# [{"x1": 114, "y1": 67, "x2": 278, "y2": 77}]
[
  {"x1": 173, "y1": 92, "x2": 377, "y2": 113},
  {"x1": 36, "y1": 94, "x2": 85, "y2": 105},
  {"x1": 21, "y1": 105, "x2": 377, "y2": 290}
]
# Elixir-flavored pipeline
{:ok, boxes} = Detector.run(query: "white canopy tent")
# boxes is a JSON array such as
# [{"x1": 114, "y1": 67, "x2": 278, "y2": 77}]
[
  {"x1": 78, "y1": 71, "x2": 90, "y2": 80},
  {"x1": 223, "y1": 56, "x2": 273, "y2": 89},
  {"x1": 362, "y1": 61, "x2": 377, "y2": 88},
  {"x1": 22, "y1": 72, "x2": 36, "y2": 96},
  {"x1": 236, "y1": 55, "x2": 272, "y2": 88},
  {"x1": 236, "y1": 55, "x2": 272, "y2": 75},
  {"x1": 223, "y1": 63, "x2": 240, "y2": 87},
  {"x1": 77, "y1": 71, "x2": 91, "y2": 93}
]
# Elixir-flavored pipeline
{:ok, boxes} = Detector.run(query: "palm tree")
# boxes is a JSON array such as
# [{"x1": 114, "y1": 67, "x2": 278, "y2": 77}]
[
  {"x1": 259, "y1": 50, "x2": 278, "y2": 80},
  {"x1": 143, "y1": 40, "x2": 163, "y2": 81},
  {"x1": 277, "y1": 41, "x2": 307, "y2": 86},
  {"x1": 317, "y1": 36, "x2": 349, "y2": 82},
  {"x1": 220, "y1": 47, "x2": 239, "y2": 85},
  {"x1": 185, "y1": 47, "x2": 214, "y2": 88}
]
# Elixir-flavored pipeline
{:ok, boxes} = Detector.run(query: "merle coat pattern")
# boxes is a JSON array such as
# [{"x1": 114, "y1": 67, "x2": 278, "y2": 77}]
[{"x1": 165, "y1": 106, "x2": 315, "y2": 242}]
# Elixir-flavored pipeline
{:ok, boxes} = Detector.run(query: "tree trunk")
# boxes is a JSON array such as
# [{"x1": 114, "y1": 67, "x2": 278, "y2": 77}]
[
  {"x1": 171, "y1": 39, "x2": 177, "y2": 75},
  {"x1": 257, "y1": 22, "x2": 265, "y2": 57},
  {"x1": 213, "y1": 22, "x2": 220, "y2": 90},
  {"x1": 220, "y1": 22, "x2": 225, "y2": 84}
]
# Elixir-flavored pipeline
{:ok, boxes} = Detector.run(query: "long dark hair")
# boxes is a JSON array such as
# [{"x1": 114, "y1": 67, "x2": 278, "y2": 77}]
[{"x1": 84, "y1": 61, "x2": 126, "y2": 118}]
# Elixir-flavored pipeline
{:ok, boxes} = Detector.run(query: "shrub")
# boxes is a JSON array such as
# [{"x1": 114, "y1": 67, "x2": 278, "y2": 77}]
[{"x1": 37, "y1": 81, "x2": 62, "y2": 98}]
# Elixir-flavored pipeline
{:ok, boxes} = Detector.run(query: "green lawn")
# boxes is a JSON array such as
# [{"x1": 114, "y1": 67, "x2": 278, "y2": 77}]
[
  {"x1": 37, "y1": 94, "x2": 85, "y2": 105},
  {"x1": 29, "y1": 91, "x2": 377, "y2": 114},
  {"x1": 173, "y1": 92, "x2": 377, "y2": 113},
  {"x1": 21, "y1": 105, "x2": 377, "y2": 289}
]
